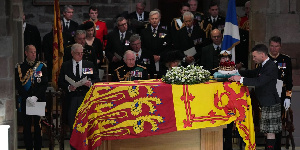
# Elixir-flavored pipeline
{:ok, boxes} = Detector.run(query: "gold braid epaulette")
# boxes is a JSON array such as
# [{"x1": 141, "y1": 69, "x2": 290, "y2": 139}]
[
  {"x1": 173, "y1": 18, "x2": 185, "y2": 30},
  {"x1": 203, "y1": 24, "x2": 212, "y2": 38},
  {"x1": 18, "y1": 62, "x2": 41, "y2": 86},
  {"x1": 137, "y1": 64, "x2": 147, "y2": 69},
  {"x1": 241, "y1": 20, "x2": 249, "y2": 30},
  {"x1": 286, "y1": 90, "x2": 292, "y2": 98},
  {"x1": 115, "y1": 65, "x2": 129, "y2": 81}
]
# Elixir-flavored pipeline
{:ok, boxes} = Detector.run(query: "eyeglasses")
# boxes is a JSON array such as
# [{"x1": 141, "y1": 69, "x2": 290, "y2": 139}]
[{"x1": 118, "y1": 23, "x2": 127, "y2": 27}]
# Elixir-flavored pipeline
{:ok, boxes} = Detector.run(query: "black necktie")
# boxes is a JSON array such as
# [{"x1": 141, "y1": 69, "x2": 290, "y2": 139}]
[
  {"x1": 152, "y1": 28, "x2": 156, "y2": 37},
  {"x1": 120, "y1": 33, "x2": 124, "y2": 42},
  {"x1": 188, "y1": 28, "x2": 192, "y2": 34},
  {"x1": 213, "y1": 18, "x2": 216, "y2": 23},
  {"x1": 65, "y1": 21, "x2": 69, "y2": 29},
  {"x1": 216, "y1": 46, "x2": 221, "y2": 53},
  {"x1": 76, "y1": 62, "x2": 80, "y2": 79}
]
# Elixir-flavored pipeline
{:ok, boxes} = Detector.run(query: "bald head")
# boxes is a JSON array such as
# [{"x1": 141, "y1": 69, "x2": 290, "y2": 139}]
[{"x1": 210, "y1": 29, "x2": 222, "y2": 45}]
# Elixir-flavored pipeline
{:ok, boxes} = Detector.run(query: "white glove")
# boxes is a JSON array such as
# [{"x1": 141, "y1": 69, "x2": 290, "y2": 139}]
[
  {"x1": 26, "y1": 96, "x2": 38, "y2": 107},
  {"x1": 284, "y1": 98, "x2": 291, "y2": 111}
]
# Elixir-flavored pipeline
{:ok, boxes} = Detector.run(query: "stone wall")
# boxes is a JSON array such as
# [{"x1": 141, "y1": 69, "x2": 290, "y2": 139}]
[
  {"x1": 0, "y1": 0, "x2": 23, "y2": 149},
  {"x1": 251, "y1": 0, "x2": 300, "y2": 86},
  {"x1": 23, "y1": 0, "x2": 157, "y2": 38}
]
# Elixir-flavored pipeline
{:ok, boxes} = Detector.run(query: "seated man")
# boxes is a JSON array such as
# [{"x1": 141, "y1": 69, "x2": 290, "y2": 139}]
[
  {"x1": 113, "y1": 50, "x2": 148, "y2": 81},
  {"x1": 129, "y1": 34, "x2": 155, "y2": 78}
]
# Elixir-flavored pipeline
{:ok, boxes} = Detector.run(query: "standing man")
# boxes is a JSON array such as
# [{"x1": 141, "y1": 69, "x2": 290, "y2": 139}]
[
  {"x1": 203, "y1": 2, "x2": 225, "y2": 33},
  {"x1": 113, "y1": 50, "x2": 148, "y2": 81},
  {"x1": 229, "y1": 44, "x2": 281, "y2": 150},
  {"x1": 58, "y1": 43, "x2": 99, "y2": 134},
  {"x1": 15, "y1": 45, "x2": 48, "y2": 150},
  {"x1": 188, "y1": 0, "x2": 205, "y2": 28},
  {"x1": 175, "y1": 12, "x2": 207, "y2": 66},
  {"x1": 129, "y1": 0, "x2": 150, "y2": 34},
  {"x1": 141, "y1": 10, "x2": 170, "y2": 75},
  {"x1": 62, "y1": 5, "x2": 79, "y2": 38},
  {"x1": 64, "y1": 30, "x2": 98, "y2": 67},
  {"x1": 23, "y1": 15, "x2": 41, "y2": 60},
  {"x1": 105, "y1": 17, "x2": 133, "y2": 73},
  {"x1": 170, "y1": 2, "x2": 190, "y2": 42},
  {"x1": 86, "y1": 6, "x2": 108, "y2": 46},
  {"x1": 268, "y1": 36, "x2": 293, "y2": 150},
  {"x1": 201, "y1": 29, "x2": 222, "y2": 73}
]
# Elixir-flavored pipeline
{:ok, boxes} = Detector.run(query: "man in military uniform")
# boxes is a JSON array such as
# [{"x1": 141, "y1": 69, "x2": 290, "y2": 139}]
[
  {"x1": 141, "y1": 10, "x2": 171, "y2": 75},
  {"x1": 170, "y1": 2, "x2": 190, "y2": 43},
  {"x1": 113, "y1": 50, "x2": 148, "y2": 81},
  {"x1": 239, "y1": 1, "x2": 250, "y2": 30},
  {"x1": 188, "y1": 0, "x2": 205, "y2": 28},
  {"x1": 15, "y1": 45, "x2": 48, "y2": 150},
  {"x1": 202, "y1": 2, "x2": 225, "y2": 38},
  {"x1": 64, "y1": 30, "x2": 98, "y2": 67},
  {"x1": 268, "y1": 36, "x2": 293, "y2": 150}
]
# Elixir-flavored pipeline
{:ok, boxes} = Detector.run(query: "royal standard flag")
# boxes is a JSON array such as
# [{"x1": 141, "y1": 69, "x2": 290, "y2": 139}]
[
  {"x1": 221, "y1": 0, "x2": 240, "y2": 61},
  {"x1": 52, "y1": 0, "x2": 64, "y2": 89}
]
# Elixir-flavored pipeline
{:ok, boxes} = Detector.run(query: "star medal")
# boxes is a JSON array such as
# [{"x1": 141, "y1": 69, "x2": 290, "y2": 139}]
[
  {"x1": 96, "y1": 25, "x2": 100, "y2": 30},
  {"x1": 37, "y1": 77, "x2": 41, "y2": 83},
  {"x1": 153, "y1": 33, "x2": 156, "y2": 37}
]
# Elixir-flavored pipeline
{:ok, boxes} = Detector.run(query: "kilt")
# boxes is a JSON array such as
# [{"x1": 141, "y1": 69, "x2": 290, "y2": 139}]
[{"x1": 260, "y1": 103, "x2": 282, "y2": 133}]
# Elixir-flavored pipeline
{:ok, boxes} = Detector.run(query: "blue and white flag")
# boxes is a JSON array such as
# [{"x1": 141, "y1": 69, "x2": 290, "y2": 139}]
[{"x1": 221, "y1": 0, "x2": 240, "y2": 62}]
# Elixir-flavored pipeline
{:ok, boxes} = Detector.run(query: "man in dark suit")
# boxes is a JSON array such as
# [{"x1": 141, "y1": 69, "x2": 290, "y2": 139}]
[
  {"x1": 105, "y1": 17, "x2": 133, "y2": 73},
  {"x1": 62, "y1": 5, "x2": 79, "y2": 38},
  {"x1": 202, "y1": 2, "x2": 225, "y2": 37},
  {"x1": 201, "y1": 29, "x2": 222, "y2": 73},
  {"x1": 23, "y1": 15, "x2": 41, "y2": 60},
  {"x1": 129, "y1": 0, "x2": 149, "y2": 34},
  {"x1": 129, "y1": 34, "x2": 155, "y2": 78},
  {"x1": 58, "y1": 43, "x2": 99, "y2": 129},
  {"x1": 229, "y1": 44, "x2": 281, "y2": 150},
  {"x1": 140, "y1": 10, "x2": 171, "y2": 75},
  {"x1": 175, "y1": 11, "x2": 207, "y2": 66},
  {"x1": 63, "y1": 30, "x2": 98, "y2": 67}
]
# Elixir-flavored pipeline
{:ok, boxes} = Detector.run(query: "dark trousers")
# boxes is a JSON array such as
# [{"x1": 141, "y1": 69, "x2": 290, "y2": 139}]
[
  {"x1": 22, "y1": 113, "x2": 42, "y2": 150},
  {"x1": 68, "y1": 95, "x2": 85, "y2": 150},
  {"x1": 223, "y1": 122, "x2": 234, "y2": 150}
]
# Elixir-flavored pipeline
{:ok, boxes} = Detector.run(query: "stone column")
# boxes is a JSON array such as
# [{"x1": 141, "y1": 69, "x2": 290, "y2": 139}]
[{"x1": 0, "y1": 0, "x2": 23, "y2": 149}]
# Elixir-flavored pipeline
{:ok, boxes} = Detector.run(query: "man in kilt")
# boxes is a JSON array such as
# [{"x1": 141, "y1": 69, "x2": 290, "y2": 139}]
[{"x1": 229, "y1": 44, "x2": 281, "y2": 150}]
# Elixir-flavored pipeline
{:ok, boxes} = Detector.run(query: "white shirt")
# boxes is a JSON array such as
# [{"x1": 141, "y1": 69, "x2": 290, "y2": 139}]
[
  {"x1": 186, "y1": 26, "x2": 194, "y2": 33},
  {"x1": 63, "y1": 17, "x2": 70, "y2": 28},
  {"x1": 23, "y1": 22, "x2": 27, "y2": 34},
  {"x1": 213, "y1": 44, "x2": 221, "y2": 50},
  {"x1": 134, "y1": 49, "x2": 142, "y2": 58},
  {"x1": 240, "y1": 57, "x2": 270, "y2": 83},
  {"x1": 119, "y1": 31, "x2": 126, "y2": 40},
  {"x1": 151, "y1": 26, "x2": 158, "y2": 32},
  {"x1": 210, "y1": 16, "x2": 219, "y2": 23},
  {"x1": 72, "y1": 59, "x2": 82, "y2": 78},
  {"x1": 136, "y1": 12, "x2": 144, "y2": 21}
]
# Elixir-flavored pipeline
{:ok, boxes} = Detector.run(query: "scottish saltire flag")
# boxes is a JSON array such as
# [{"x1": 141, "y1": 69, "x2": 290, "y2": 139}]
[{"x1": 221, "y1": 0, "x2": 240, "y2": 62}]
